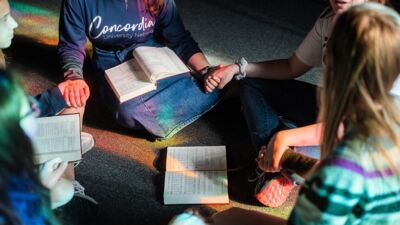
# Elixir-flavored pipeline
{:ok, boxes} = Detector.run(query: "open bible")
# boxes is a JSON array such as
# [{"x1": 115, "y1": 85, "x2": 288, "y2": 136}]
[
  {"x1": 105, "y1": 46, "x2": 190, "y2": 103},
  {"x1": 164, "y1": 146, "x2": 229, "y2": 205},
  {"x1": 32, "y1": 114, "x2": 82, "y2": 165}
]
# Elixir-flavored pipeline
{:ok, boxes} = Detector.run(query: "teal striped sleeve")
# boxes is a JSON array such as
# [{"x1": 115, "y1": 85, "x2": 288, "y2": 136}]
[{"x1": 288, "y1": 154, "x2": 365, "y2": 225}]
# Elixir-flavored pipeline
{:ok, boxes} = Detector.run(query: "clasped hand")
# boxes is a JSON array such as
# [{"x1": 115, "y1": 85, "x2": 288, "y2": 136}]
[
  {"x1": 255, "y1": 133, "x2": 289, "y2": 173},
  {"x1": 203, "y1": 64, "x2": 237, "y2": 93},
  {"x1": 58, "y1": 79, "x2": 90, "y2": 108}
]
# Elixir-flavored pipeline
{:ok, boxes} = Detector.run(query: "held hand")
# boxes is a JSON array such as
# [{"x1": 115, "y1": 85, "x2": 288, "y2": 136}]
[
  {"x1": 256, "y1": 132, "x2": 289, "y2": 173},
  {"x1": 59, "y1": 79, "x2": 90, "y2": 108},
  {"x1": 203, "y1": 64, "x2": 223, "y2": 93},
  {"x1": 204, "y1": 64, "x2": 237, "y2": 93},
  {"x1": 39, "y1": 157, "x2": 68, "y2": 189}
]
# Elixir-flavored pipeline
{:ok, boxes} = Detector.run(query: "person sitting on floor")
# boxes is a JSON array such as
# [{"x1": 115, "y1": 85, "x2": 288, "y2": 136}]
[
  {"x1": 204, "y1": 0, "x2": 392, "y2": 207},
  {"x1": 0, "y1": 0, "x2": 96, "y2": 208},
  {"x1": 176, "y1": 3, "x2": 400, "y2": 225}
]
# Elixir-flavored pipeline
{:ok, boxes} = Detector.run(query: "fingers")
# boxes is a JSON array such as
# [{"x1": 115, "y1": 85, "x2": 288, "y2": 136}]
[
  {"x1": 272, "y1": 151, "x2": 281, "y2": 171},
  {"x1": 79, "y1": 88, "x2": 87, "y2": 106},
  {"x1": 204, "y1": 75, "x2": 221, "y2": 93},
  {"x1": 64, "y1": 87, "x2": 71, "y2": 107},
  {"x1": 74, "y1": 88, "x2": 82, "y2": 107},
  {"x1": 83, "y1": 84, "x2": 90, "y2": 100},
  {"x1": 69, "y1": 88, "x2": 77, "y2": 108},
  {"x1": 205, "y1": 84, "x2": 214, "y2": 93},
  {"x1": 205, "y1": 81, "x2": 216, "y2": 93},
  {"x1": 257, "y1": 145, "x2": 281, "y2": 173},
  {"x1": 207, "y1": 77, "x2": 219, "y2": 87},
  {"x1": 62, "y1": 80, "x2": 90, "y2": 108}
]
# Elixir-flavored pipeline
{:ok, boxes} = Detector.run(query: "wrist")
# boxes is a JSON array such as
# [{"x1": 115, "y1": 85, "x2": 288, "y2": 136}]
[
  {"x1": 234, "y1": 56, "x2": 248, "y2": 80},
  {"x1": 230, "y1": 63, "x2": 240, "y2": 75},
  {"x1": 64, "y1": 69, "x2": 83, "y2": 81},
  {"x1": 198, "y1": 65, "x2": 212, "y2": 76}
]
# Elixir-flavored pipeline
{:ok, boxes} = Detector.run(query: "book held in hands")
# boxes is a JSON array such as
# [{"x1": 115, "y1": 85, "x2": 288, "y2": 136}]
[
  {"x1": 164, "y1": 146, "x2": 229, "y2": 205},
  {"x1": 32, "y1": 114, "x2": 82, "y2": 165},
  {"x1": 105, "y1": 46, "x2": 190, "y2": 103}
]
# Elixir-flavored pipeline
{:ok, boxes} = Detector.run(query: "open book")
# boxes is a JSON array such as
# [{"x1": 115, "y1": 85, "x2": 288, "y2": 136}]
[
  {"x1": 32, "y1": 114, "x2": 82, "y2": 165},
  {"x1": 105, "y1": 46, "x2": 190, "y2": 103},
  {"x1": 164, "y1": 146, "x2": 229, "y2": 205}
]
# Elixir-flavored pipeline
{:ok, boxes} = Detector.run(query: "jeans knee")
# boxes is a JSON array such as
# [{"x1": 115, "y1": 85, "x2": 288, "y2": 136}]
[{"x1": 116, "y1": 107, "x2": 139, "y2": 129}]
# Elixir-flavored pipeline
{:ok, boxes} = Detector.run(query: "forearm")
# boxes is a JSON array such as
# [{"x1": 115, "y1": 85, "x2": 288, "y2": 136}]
[
  {"x1": 245, "y1": 54, "x2": 311, "y2": 80},
  {"x1": 187, "y1": 52, "x2": 210, "y2": 72},
  {"x1": 277, "y1": 123, "x2": 323, "y2": 147}
]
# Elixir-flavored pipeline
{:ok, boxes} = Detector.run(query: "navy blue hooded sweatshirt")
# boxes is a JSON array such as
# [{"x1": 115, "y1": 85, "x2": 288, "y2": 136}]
[{"x1": 58, "y1": 0, "x2": 201, "y2": 80}]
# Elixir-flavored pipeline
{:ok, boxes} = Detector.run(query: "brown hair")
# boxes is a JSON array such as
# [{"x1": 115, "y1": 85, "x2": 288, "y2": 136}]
[
  {"x1": 320, "y1": 3, "x2": 400, "y2": 159},
  {"x1": 144, "y1": 0, "x2": 164, "y2": 15}
]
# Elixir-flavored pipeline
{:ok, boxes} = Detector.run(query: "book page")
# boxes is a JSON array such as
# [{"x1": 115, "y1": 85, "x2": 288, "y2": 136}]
[
  {"x1": 133, "y1": 46, "x2": 189, "y2": 82},
  {"x1": 166, "y1": 146, "x2": 227, "y2": 171},
  {"x1": 164, "y1": 170, "x2": 229, "y2": 204},
  {"x1": 105, "y1": 59, "x2": 156, "y2": 103},
  {"x1": 33, "y1": 114, "x2": 81, "y2": 164}
]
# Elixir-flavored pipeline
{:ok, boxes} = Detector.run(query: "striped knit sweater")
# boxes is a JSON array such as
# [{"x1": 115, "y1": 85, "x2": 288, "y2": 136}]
[{"x1": 288, "y1": 134, "x2": 400, "y2": 225}]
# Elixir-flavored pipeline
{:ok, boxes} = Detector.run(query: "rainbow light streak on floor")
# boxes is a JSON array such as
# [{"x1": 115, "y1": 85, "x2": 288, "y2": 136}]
[{"x1": 10, "y1": 2, "x2": 59, "y2": 46}]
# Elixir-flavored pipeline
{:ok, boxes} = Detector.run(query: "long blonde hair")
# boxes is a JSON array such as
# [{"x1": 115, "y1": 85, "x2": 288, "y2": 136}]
[{"x1": 320, "y1": 3, "x2": 400, "y2": 159}]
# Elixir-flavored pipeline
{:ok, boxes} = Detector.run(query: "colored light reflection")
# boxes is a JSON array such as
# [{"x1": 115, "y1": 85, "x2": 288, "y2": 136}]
[{"x1": 10, "y1": 2, "x2": 59, "y2": 45}]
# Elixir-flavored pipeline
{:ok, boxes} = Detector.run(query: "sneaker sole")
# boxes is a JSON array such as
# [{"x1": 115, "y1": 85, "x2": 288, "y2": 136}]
[{"x1": 255, "y1": 176, "x2": 294, "y2": 208}]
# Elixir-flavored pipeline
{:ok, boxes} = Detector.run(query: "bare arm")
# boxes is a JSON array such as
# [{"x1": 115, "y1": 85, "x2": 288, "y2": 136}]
[
  {"x1": 275, "y1": 123, "x2": 323, "y2": 147},
  {"x1": 257, "y1": 123, "x2": 322, "y2": 173},
  {"x1": 205, "y1": 54, "x2": 312, "y2": 92},
  {"x1": 187, "y1": 52, "x2": 211, "y2": 72},
  {"x1": 246, "y1": 54, "x2": 312, "y2": 80}
]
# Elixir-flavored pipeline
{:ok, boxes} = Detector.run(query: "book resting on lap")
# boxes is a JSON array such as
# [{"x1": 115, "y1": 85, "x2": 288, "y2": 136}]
[{"x1": 105, "y1": 46, "x2": 190, "y2": 103}]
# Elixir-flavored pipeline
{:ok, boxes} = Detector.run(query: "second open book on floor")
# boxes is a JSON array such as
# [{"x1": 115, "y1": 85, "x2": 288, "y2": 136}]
[
  {"x1": 164, "y1": 146, "x2": 229, "y2": 205},
  {"x1": 105, "y1": 46, "x2": 190, "y2": 103}
]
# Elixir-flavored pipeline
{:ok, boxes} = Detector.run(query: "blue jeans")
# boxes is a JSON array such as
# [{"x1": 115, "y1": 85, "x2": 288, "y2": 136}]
[
  {"x1": 240, "y1": 78, "x2": 318, "y2": 152},
  {"x1": 91, "y1": 46, "x2": 222, "y2": 139}
]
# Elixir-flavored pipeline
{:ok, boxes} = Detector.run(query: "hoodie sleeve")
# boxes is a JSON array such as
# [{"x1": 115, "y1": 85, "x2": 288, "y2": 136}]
[
  {"x1": 155, "y1": 0, "x2": 202, "y2": 64},
  {"x1": 57, "y1": 0, "x2": 87, "y2": 80},
  {"x1": 33, "y1": 87, "x2": 68, "y2": 117}
]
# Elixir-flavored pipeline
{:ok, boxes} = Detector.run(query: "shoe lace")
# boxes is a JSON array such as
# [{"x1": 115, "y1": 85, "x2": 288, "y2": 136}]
[
  {"x1": 247, "y1": 167, "x2": 264, "y2": 182},
  {"x1": 73, "y1": 181, "x2": 99, "y2": 205},
  {"x1": 73, "y1": 180, "x2": 86, "y2": 195}
]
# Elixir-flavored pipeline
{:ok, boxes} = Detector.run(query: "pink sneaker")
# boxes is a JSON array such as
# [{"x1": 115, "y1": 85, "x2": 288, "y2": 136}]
[{"x1": 255, "y1": 175, "x2": 294, "y2": 207}]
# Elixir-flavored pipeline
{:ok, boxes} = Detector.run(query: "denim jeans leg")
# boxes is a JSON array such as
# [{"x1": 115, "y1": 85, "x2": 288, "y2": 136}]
[
  {"x1": 240, "y1": 78, "x2": 318, "y2": 152},
  {"x1": 125, "y1": 73, "x2": 222, "y2": 138},
  {"x1": 92, "y1": 46, "x2": 222, "y2": 138},
  {"x1": 92, "y1": 47, "x2": 144, "y2": 130},
  {"x1": 240, "y1": 78, "x2": 280, "y2": 152}
]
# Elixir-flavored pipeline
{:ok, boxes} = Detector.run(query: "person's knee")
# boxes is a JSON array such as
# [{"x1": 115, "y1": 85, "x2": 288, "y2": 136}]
[{"x1": 115, "y1": 106, "x2": 144, "y2": 130}]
